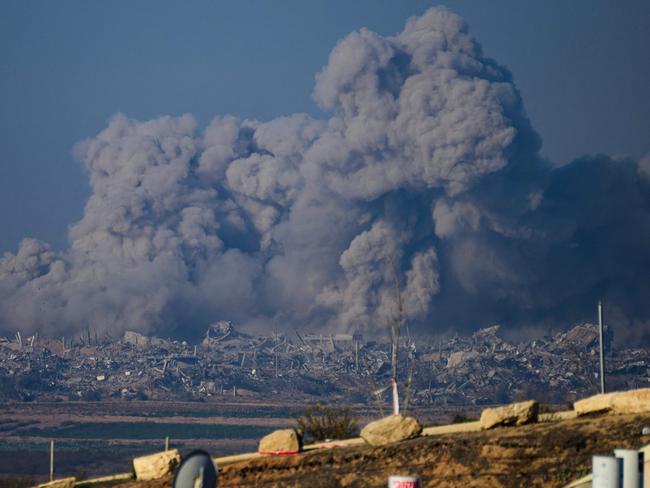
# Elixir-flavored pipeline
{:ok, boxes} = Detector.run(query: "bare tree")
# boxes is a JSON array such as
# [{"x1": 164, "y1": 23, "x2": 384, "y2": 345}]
[
  {"x1": 388, "y1": 257, "x2": 404, "y2": 386},
  {"x1": 386, "y1": 256, "x2": 419, "y2": 415}
]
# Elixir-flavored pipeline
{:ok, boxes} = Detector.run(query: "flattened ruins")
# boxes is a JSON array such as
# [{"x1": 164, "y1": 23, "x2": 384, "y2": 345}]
[{"x1": 0, "y1": 321, "x2": 644, "y2": 406}]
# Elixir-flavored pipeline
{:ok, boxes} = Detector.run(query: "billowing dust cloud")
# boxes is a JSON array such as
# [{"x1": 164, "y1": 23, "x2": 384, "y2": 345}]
[{"x1": 2, "y1": 8, "x2": 650, "y2": 341}]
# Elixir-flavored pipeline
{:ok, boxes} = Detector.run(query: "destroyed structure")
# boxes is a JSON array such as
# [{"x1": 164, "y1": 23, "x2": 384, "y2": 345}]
[{"x1": 0, "y1": 322, "x2": 646, "y2": 407}]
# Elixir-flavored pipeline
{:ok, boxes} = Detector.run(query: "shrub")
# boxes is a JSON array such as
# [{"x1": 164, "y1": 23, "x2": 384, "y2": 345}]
[
  {"x1": 296, "y1": 403, "x2": 358, "y2": 443},
  {"x1": 451, "y1": 412, "x2": 476, "y2": 424}
]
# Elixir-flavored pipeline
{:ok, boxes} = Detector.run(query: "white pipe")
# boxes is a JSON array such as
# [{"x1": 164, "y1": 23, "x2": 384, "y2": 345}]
[
  {"x1": 615, "y1": 449, "x2": 641, "y2": 488},
  {"x1": 392, "y1": 378, "x2": 399, "y2": 415},
  {"x1": 593, "y1": 455, "x2": 622, "y2": 488}
]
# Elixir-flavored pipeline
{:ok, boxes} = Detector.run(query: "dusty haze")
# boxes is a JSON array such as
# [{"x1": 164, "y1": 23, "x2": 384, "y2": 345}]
[{"x1": 1, "y1": 8, "x2": 650, "y2": 342}]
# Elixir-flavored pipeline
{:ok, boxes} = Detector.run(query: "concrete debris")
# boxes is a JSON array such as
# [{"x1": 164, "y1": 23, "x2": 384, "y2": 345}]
[
  {"x1": 361, "y1": 414, "x2": 422, "y2": 446},
  {"x1": 479, "y1": 400, "x2": 539, "y2": 429},
  {"x1": 446, "y1": 351, "x2": 479, "y2": 369},
  {"x1": 0, "y1": 322, "x2": 644, "y2": 406}
]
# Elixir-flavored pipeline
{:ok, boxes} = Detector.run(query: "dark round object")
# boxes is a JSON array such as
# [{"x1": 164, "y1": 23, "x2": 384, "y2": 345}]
[{"x1": 172, "y1": 450, "x2": 218, "y2": 488}]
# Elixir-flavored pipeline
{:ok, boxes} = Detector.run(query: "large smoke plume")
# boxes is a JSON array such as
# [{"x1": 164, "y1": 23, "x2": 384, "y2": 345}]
[{"x1": 2, "y1": 8, "x2": 650, "y2": 342}]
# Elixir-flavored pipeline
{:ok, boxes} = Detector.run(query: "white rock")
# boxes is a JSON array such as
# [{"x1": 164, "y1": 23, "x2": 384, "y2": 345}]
[{"x1": 133, "y1": 449, "x2": 181, "y2": 480}]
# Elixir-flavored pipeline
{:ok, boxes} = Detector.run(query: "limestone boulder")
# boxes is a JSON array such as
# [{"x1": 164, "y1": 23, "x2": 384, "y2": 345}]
[
  {"x1": 574, "y1": 388, "x2": 650, "y2": 416},
  {"x1": 361, "y1": 414, "x2": 422, "y2": 446},
  {"x1": 480, "y1": 400, "x2": 539, "y2": 430},
  {"x1": 574, "y1": 392, "x2": 614, "y2": 416},
  {"x1": 258, "y1": 428, "x2": 302, "y2": 454},
  {"x1": 133, "y1": 449, "x2": 181, "y2": 480},
  {"x1": 614, "y1": 389, "x2": 650, "y2": 414}
]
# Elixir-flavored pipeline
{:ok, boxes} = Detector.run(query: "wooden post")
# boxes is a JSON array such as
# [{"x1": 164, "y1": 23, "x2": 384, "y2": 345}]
[
  {"x1": 598, "y1": 300, "x2": 607, "y2": 394},
  {"x1": 164, "y1": 436, "x2": 169, "y2": 451},
  {"x1": 49, "y1": 440, "x2": 55, "y2": 481}
]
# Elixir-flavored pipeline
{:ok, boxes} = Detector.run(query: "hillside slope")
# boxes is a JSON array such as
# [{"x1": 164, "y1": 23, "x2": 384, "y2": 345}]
[{"x1": 117, "y1": 412, "x2": 650, "y2": 487}]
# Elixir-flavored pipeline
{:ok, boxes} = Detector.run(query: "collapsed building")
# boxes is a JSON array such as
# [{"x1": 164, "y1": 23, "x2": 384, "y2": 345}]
[{"x1": 0, "y1": 321, "x2": 646, "y2": 407}]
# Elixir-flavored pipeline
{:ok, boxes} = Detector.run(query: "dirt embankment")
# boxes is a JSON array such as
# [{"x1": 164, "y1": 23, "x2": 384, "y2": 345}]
[{"x1": 117, "y1": 413, "x2": 650, "y2": 488}]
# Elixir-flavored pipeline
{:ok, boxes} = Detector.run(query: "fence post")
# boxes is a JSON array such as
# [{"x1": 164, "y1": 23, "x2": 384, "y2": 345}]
[{"x1": 49, "y1": 440, "x2": 55, "y2": 482}]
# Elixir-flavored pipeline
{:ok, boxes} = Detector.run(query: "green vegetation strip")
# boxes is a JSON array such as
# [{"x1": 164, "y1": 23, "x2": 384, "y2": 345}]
[{"x1": 18, "y1": 422, "x2": 273, "y2": 440}]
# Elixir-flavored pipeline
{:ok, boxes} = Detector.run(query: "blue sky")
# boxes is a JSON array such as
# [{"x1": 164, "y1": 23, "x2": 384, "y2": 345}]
[{"x1": 1, "y1": 0, "x2": 649, "y2": 253}]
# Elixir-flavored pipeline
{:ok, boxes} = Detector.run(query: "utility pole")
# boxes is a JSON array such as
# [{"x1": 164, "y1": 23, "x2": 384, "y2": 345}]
[
  {"x1": 598, "y1": 300, "x2": 606, "y2": 394},
  {"x1": 354, "y1": 340, "x2": 359, "y2": 373}
]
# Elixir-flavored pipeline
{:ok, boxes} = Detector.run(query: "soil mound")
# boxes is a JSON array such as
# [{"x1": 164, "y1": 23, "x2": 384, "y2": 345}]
[{"x1": 117, "y1": 412, "x2": 650, "y2": 487}]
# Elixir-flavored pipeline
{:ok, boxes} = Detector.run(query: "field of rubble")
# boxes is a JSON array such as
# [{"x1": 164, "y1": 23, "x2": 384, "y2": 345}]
[
  {"x1": 1, "y1": 321, "x2": 644, "y2": 407},
  {"x1": 1, "y1": 320, "x2": 648, "y2": 483}
]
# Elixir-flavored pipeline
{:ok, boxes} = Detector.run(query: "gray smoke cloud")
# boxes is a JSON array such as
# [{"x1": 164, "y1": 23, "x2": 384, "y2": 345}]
[{"x1": 2, "y1": 7, "x2": 649, "y2": 342}]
